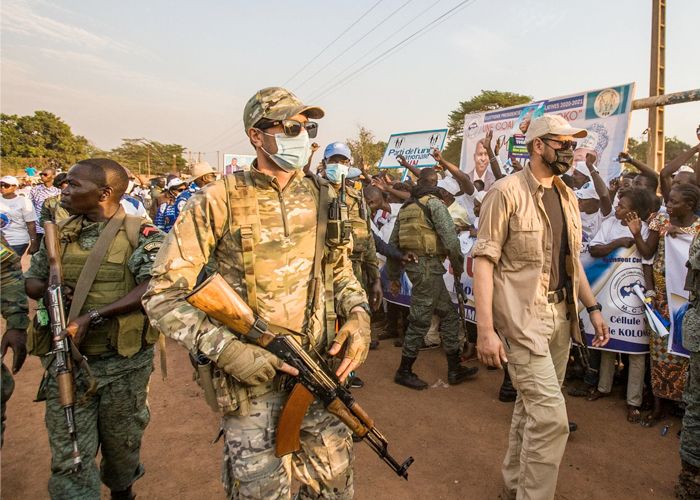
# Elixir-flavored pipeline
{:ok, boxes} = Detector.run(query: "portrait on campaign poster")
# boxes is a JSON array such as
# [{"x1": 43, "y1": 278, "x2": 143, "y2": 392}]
[
  {"x1": 460, "y1": 83, "x2": 636, "y2": 185},
  {"x1": 222, "y1": 154, "x2": 256, "y2": 175}
]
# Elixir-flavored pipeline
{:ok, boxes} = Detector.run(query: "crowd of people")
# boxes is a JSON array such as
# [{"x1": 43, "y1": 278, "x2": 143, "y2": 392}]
[{"x1": 1, "y1": 86, "x2": 699, "y2": 500}]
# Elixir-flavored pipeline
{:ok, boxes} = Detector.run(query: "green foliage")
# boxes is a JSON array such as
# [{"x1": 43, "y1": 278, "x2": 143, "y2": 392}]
[
  {"x1": 1, "y1": 111, "x2": 91, "y2": 170},
  {"x1": 105, "y1": 139, "x2": 187, "y2": 175},
  {"x1": 443, "y1": 90, "x2": 532, "y2": 165},
  {"x1": 345, "y1": 124, "x2": 387, "y2": 176},
  {"x1": 626, "y1": 136, "x2": 697, "y2": 166}
]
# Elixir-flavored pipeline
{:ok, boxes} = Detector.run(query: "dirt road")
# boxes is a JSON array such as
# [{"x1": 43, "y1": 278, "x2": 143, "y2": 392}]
[{"x1": 1, "y1": 334, "x2": 681, "y2": 500}]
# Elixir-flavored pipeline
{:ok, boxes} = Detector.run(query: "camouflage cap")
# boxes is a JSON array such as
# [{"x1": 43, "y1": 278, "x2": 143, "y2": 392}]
[{"x1": 243, "y1": 87, "x2": 325, "y2": 131}]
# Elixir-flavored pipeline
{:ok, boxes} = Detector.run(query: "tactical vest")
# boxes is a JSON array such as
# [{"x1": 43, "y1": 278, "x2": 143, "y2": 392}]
[
  {"x1": 345, "y1": 187, "x2": 371, "y2": 256},
  {"x1": 59, "y1": 216, "x2": 156, "y2": 357},
  {"x1": 398, "y1": 195, "x2": 447, "y2": 257},
  {"x1": 205, "y1": 171, "x2": 339, "y2": 415}
]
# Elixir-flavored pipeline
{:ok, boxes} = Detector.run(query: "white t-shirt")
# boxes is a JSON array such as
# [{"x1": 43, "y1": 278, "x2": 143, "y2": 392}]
[
  {"x1": 580, "y1": 210, "x2": 603, "y2": 242},
  {"x1": 455, "y1": 191, "x2": 476, "y2": 224},
  {"x1": 0, "y1": 195, "x2": 37, "y2": 245},
  {"x1": 590, "y1": 217, "x2": 649, "y2": 247}
]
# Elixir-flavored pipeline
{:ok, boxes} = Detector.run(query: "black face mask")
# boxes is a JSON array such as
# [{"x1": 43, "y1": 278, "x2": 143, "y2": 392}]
[{"x1": 544, "y1": 146, "x2": 575, "y2": 176}]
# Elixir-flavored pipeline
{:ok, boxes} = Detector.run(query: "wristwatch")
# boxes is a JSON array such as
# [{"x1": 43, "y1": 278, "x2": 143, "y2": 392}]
[
  {"x1": 88, "y1": 308, "x2": 108, "y2": 327},
  {"x1": 586, "y1": 303, "x2": 603, "y2": 314}
]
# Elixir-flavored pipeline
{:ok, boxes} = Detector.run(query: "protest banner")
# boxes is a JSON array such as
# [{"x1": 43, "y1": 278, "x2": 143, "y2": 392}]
[
  {"x1": 460, "y1": 83, "x2": 636, "y2": 184},
  {"x1": 378, "y1": 129, "x2": 448, "y2": 169},
  {"x1": 222, "y1": 154, "x2": 256, "y2": 174},
  {"x1": 579, "y1": 245, "x2": 650, "y2": 354},
  {"x1": 666, "y1": 233, "x2": 693, "y2": 358}
]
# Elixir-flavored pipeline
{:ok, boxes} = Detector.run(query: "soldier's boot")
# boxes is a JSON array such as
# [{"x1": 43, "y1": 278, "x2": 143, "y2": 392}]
[
  {"x1": 394, "y1": 356, "x2": 428, "y2": 390},
  {"x1": 111, "y1": 487, "x2": 136, "y2": 500},
  {"x1": 447, "y1": 353, "x2": 479, "y2": 385},
  {"x1": 675, "y1": 460, "x2": 700, "y2": 499},
  {"x1": 498, "y1": 364, "x2": 518, "y2": 402}
]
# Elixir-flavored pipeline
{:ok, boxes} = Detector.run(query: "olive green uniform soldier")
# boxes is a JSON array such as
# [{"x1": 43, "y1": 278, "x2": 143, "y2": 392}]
[
  {"x1": 143, "y1": 87, "x2": 371, "y2": 500},
  {"x1": 678, "y1": 232, "x2": 700, "y2": 499},
  {"x1": 24, "y1": 159, "x2": 165, "y2": 500},
  {"x1": 387, "y1": 168, "x2": 478, "y2": 390},
  {"x1": 1, "y1": 233, "x2": 29, "y2": 447}
]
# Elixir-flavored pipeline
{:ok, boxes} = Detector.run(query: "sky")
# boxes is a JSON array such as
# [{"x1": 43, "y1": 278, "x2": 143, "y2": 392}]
[{"x1": 2, "y1": 0, "x2": 699, "y2": 166}]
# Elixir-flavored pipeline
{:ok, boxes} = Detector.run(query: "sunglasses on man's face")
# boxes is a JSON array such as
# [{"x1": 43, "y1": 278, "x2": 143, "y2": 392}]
[
  {"x1": 0, "y1": 183, "x2": 14, "y2": 188},
  {"x1": 542, "y1": 138, "x2": 578, "y2": 150},
  {"x1": 257, "y1": 120, "x2": 318, "y2": 139}
]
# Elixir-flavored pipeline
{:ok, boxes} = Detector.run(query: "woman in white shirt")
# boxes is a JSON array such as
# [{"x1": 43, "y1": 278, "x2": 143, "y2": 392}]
[{"x1": 0, "y1": 175, "x2": 37, "y2": 256}]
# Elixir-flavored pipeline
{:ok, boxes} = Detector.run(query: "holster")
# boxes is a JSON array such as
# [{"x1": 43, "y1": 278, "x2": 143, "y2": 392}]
[{"x1": 189, "y1": 352, "x2": 219, "y2": 413}]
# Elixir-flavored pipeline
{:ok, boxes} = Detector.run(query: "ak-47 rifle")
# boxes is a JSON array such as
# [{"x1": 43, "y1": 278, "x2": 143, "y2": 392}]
[
  {"x1": 44, "y1": 222, "x2": 83, "y2": 477},
  {"x1": 186, "y1": 273, "x2": 414, "y2": 480}
]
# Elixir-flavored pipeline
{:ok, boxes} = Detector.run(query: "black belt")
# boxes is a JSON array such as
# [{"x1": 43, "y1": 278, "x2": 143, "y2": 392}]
[{"x1": 547, "y1": 288, "x2": 566, "y2": 304}]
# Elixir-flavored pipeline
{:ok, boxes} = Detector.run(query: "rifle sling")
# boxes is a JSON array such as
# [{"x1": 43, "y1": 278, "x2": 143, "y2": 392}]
[{"x1": 67, "y1": 206, "x2": 126, "y2": 322}]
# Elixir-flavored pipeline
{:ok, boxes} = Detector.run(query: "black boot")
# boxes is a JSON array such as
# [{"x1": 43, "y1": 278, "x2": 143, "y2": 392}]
[
  {"x1": 394, "y1": 356, "x2": 428, "y2": 390},
  {"x1": 447, "y1": 353, "x2": 478, "y2": 385},
  {"x1": 499, "y1": 364, "x2": 517, "y2": 402},
  {"x1": 111, "y1": 486, "x2": 136, "y2": 500},
  {"x1": 676, "y1": 460, "x2": 700, "y2": 500}
]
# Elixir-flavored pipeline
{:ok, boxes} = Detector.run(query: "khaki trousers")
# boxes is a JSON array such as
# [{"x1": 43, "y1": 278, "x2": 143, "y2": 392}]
[
  {"x1": 501, "y1": 300, "x2": 570, "y2": 500},
  {"x1": 597, "y1": 351, "x2": 646, "y2": 407}
]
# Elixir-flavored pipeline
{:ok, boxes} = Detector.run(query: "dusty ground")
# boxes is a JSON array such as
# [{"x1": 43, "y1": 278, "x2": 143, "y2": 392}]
[{"x1": 1, "y1": 333, "x2": 683, "y2": 500}]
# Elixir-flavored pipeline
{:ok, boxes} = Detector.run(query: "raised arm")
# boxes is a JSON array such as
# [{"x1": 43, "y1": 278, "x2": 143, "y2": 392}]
[
  {"x1": 660, "y1": 139, "x2": 700, "y2": 200},
  {"x1": 396, "y1": 154, "x2": 421, "y2": 178},
  {"x1": 430, "y1": 148, "x2": 475, "y2": 196},
  {"x1": 371, "y1": 175, "x2": 409, "y2": 201},
  {"x1": 586, "y1": 153, "x2": 612, "y2": 216},
  {"x1": 483, "y1": 130, "x2": 504, "y2": 180}
]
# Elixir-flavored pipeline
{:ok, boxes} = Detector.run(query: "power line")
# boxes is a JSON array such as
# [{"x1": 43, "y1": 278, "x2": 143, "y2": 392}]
[
  {"x1": 292, "y1": 0, "x2": 415, "y2": 92},
  {"x1": 194, "y1": 2, "x2": 384, "y2": 153},
  {"x1": 282, "y1": 0, "x2": 385, "y2": 87},
  {"x1": 313, "y1": 0, "x2": 478, "y2": 103},
  {"x1": 304, "y1": 0, "x2": 444, "y2": 102}
]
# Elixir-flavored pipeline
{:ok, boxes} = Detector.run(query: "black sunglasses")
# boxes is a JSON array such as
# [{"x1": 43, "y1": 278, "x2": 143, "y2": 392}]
[
  {"x1": 257, "y1": 119, "x2": 318, "y2": 139},
  {"x1": 40, "y1": 172, "x2": 51, "y2": 177},
  {"x1": 0, "y1": 183, "x2": 14, "y2": 188},
  {"x1": 541, "y1": 138, "x2": 577, "y2": 150}
]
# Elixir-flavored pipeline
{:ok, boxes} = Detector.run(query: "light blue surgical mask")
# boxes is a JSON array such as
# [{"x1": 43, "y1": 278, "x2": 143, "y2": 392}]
[
  {"x1": 260, "y1": 129, "x2": 312, "y2": 172},
  {"x1": 325, "y1": 163, "x2": 349, "y2": 184}
]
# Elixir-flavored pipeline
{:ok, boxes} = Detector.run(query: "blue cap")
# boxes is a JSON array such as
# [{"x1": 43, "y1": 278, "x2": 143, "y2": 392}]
[
  {"x1": 347, "y1": 167, "x2": 362, "y2": 179},
  {"x1": 324, "y1": 142, "x2": 352, "y2": 160}
]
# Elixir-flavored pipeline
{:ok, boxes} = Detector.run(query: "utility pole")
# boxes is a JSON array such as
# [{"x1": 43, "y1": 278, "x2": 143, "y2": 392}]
[
  {"x1": 138, "y1": 161, "x2": 142, "y2": 175},
  {"x1": 147, "y1": 145, "x2": 151, "y2": 177},
  {"x1": 172, "y1": 154, "x2": 177, "y2": 169},
  {"x1": 648, "y1": 0, "x2": 666, "y2": 172},
  {"x1": 198, "y1": 152, "x2": 201, "y2": 162},
  {"x1": 188, "y1": 151, "x2": 192, "y2": 166}
]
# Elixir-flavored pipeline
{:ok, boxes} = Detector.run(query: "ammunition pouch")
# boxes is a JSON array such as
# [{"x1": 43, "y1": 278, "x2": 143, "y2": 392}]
[{"x1": 27, "y1": 299, "x2": 51, "y2": 357}]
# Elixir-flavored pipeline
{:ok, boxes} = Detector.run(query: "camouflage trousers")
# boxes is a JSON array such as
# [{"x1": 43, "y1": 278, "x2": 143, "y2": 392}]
[
  {"x1": 402, "y1": 269, "x2": 461, "y2": 359},
  {"x1": 221, "y1": 389, "x2": 354, "y2": 500},
  {"x1": 681, "y1": 351, "x2": 700, "y2": 467},
  {"x1": 44, "y1": 346, "x2": 154, "y2": 500},
  {"x1": 1, "y1": 362, "x2": 15, "y2": 448}
]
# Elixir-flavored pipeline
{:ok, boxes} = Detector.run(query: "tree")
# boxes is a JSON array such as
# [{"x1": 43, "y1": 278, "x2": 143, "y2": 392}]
[
  {"x1": 443, "y1": 90, "x2": 532, "y2": 165},
  {"x1": 1, "y1": 111, "x2": 91, "y2": 171},
  {"x1": 106, "y1": 139, "x2": 187, "y2": 175},
  {"x1": 345, "y1": 124, "x2": 387, "y2": 176},
  {"x1": 626, "y1": 136, "x2": 697, "y2": 167}
]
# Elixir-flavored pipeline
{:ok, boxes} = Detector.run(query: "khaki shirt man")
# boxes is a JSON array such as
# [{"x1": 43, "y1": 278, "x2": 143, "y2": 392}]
[{"x1": 473, "y1": 115, "x2": 609, "y2": 500}]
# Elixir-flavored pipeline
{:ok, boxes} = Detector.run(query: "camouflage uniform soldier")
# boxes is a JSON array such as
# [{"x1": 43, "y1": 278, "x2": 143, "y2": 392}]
[
  {"x1": 24, "y1": 159, "x2": 165, "y2": 500},
  {"x1": 678, "y1": 232, "x2": 700, "y2": 499},
  {"x1": 388, "y1": 168, "x2": 478, "y2": 390},
  {"x1": 143, "y1": 87, "x2": 371, "y2": 500},
  {"x1": 0, "y1": 233, "x2": 29, "y2": 447}
]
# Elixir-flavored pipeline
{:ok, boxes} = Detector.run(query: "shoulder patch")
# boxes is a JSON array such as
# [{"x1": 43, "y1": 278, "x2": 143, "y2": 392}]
[
  {"x1": 143, "y1": 241, "x2": 161, "y2": 252},
  {"x1": 141, "y1": 224, "x2": 159, "y2": 237}
]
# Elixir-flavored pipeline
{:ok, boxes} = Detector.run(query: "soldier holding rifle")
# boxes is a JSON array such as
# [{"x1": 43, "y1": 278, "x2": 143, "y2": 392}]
[
  {"x1": 24, "y1": 158, "x2": 164, "y2": 500},
  {"x1": 143, "y1": 87, "x2": 380, "y2": 499}
]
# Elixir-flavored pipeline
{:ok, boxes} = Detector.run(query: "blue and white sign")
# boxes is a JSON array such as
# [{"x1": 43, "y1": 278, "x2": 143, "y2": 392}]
[{"x1": 378, "y1": 129, "x2": 448, "y2": 169}]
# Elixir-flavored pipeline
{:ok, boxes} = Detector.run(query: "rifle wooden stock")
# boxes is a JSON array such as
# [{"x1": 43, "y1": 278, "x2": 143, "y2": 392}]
[
  {"x1": 186, "y1": 274, "x2": 275, "y2": 347},
  {"x1": 45, "y1": 222, "x2": 63, "y2": 287}
]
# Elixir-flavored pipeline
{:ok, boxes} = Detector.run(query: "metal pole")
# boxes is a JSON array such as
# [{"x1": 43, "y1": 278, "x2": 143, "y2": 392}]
[
  {"x1": 632, "y1": 89, "x2": 700, "y2": 109},
  {"x1": 647, "y1": 0, "x2": 666, "y2": 171}
]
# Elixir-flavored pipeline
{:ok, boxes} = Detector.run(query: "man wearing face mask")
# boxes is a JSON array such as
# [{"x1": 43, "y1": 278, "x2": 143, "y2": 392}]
[
  {"x1": 323, "y1": 142, "x2": 383, "y2": 316},
  {"x1": 473, "y1": 115, "x2": 610, "y2": 500},
  {"x1": 143, "y1": 87, "x2": 370, "y2": 500}
]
